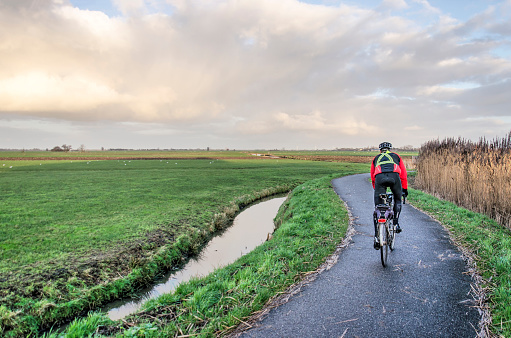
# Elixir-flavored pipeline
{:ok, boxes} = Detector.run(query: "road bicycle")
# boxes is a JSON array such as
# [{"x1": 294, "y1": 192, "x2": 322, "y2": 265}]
[{"x1": 374, "y1": 192, "x2": 396, "y2": 267}]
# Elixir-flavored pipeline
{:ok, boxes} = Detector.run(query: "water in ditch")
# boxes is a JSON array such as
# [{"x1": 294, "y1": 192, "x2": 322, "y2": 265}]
[{"x1": 104, "y1": 195, "x2": 287, "y2": 320}]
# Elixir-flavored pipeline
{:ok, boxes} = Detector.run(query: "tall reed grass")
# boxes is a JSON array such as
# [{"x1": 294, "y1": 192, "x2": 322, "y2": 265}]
[{"x1": 415, "y1": 132, "x2": 511, "y2": 228}]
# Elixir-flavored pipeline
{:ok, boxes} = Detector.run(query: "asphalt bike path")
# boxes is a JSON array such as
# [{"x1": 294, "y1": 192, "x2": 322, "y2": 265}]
[{"x1": 242, "y1": 173, "x2": 480, "y2": 337}]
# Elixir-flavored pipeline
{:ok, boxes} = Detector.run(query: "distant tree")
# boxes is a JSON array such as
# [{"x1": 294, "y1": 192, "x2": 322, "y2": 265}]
[
  {"x1": 51, "y1": 146, "x2": 63, "y2": 152},
  {"x1": 78, "y1": 144, "x2": 86, "y2": 152},
  {"x1": 51, "y1": 144, "x2": 72, "y2": 152}
]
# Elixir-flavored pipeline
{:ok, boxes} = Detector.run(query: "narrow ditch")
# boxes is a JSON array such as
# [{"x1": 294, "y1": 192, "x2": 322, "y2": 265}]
[{"x1": 103, "y1": 195, "x2": 287, "y2": 320}]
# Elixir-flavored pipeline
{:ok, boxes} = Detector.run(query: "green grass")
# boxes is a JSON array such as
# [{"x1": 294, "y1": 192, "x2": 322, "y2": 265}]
[
  {"x1": 44, "y1": 173, "x2": 355, "y2": 337},
  {"x1": 408, "y1": 188, "x2": 511, "y2": 337},
  {"x1": 0, "y1": 149, "x2": 418, "y2": 160},
  {"x1": 0, "y1": 158, "x2": 368, "y2": 336},
  {"x1": 0, "y1": 150, "x2": 253, "y2": 159},
  {"x1": 0, "y1": 159, "x2": 336, "y2": 271},
  {"x1": 6, "y1": 156, "x2": 504, "y2": 337}
]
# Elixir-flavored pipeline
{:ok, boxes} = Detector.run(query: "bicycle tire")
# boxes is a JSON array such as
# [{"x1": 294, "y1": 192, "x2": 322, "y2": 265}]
[{"x1": 380, "y1": 222, "x2": 388, "y2": 267}]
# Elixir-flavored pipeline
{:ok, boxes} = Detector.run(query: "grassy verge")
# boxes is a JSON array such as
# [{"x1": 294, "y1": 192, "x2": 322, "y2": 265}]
[
  {"x1": 45, "y1": 172, "x2": 355, "y2": 337},
  {"x1": 0, "y1": 159, "x2": 367, "y2": 336},
  {"x1": 408, "y1": 188, "x2": 511, "y2": 337}
]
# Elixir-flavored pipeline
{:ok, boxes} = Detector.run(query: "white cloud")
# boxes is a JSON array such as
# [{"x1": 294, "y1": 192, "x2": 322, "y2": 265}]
[
  {"x1": 0, "y1": 72, "x2": 122, "y2": 112},
  {"x1": 412, "y1": 0, "x2": 441, "y2": 16},
  {"x1": 273, "y1": 110, "x2": 378, "y2": 136},
  {"x1": 1, "y1": 0, "x2": 511, "y2": 149},
  {"x1": 1, "y1": 117, "x2": 84, "y2": 135},
  {"x1": 236, "y1": 119, "x2": 277, "y2": 135},
  {"x1": 275, "y1": 111, "x2": 329, "y2": 131},
  {"x1": 438, "y1": 58, "x2": 463, "y2": 67},
  {"x1": 56, "y1": 5, "x2": 117, "y2": 36},
  {"x1": 404, "y1": 125, "x2": 423, "y2": 131},
  {"x1": 112, "y1": 0, "x2": 146, "y2": 16},
  {"x1": 382, "y1": 0, "x2": 408, "y2": 10}
]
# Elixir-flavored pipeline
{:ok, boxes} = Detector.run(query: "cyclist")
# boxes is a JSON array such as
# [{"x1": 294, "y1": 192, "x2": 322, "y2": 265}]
[{"x1": 371, "y1": 142, "x2": 408, "y2": 249}]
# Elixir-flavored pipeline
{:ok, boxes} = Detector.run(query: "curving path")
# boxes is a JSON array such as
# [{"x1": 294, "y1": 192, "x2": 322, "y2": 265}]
[{"x1": 241, "y1": 173, "x2": 480, "y2": 337}]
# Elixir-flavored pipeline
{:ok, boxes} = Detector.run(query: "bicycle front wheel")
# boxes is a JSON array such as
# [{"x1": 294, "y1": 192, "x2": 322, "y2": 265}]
[{"x1": 379, "y1": 222, "x2": 389, "y2": 267}]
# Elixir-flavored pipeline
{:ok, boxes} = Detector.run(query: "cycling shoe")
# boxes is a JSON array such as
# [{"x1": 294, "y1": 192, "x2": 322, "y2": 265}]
[
  {"x1": 373, "y1": 237, "x2": 380, "y2": 250},
  {"x1": 395, "y1": 224, "x2": 402, "y2": 233}
]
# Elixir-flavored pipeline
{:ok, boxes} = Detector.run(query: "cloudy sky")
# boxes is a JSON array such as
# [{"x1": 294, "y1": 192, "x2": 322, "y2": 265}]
[{"x1": 1, "y1": 0, "x2": 511, "y2": 150}]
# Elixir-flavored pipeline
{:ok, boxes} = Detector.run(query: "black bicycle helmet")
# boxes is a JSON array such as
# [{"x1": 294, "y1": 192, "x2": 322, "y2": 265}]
[{"x1": 379, "y1": 142, "x2": 392, "y2": 151}]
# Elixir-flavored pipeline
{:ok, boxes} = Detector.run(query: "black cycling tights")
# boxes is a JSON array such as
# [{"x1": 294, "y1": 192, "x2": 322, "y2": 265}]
[{"x1": 374, "y1": 172, "x2": 402, "y2": 227}]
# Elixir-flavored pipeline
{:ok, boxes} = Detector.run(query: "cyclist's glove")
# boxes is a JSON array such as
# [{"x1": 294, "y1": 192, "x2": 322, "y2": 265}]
[{"x1": 403, "y1": 189, "x2": 408, "y2": 197}]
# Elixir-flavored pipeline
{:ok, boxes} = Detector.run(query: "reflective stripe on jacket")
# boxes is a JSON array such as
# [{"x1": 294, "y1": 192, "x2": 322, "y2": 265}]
[{"x1": 370, "y1": 151, "x2": 408, "y2": 189}]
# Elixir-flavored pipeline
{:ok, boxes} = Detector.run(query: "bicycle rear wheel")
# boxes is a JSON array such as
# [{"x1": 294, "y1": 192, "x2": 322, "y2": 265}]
[{"x1": 379, "y1": 222, "x2": 389, "y2": 267}]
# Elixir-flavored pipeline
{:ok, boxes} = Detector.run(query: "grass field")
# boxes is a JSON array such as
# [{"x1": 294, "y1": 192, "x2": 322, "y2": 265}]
[
  {"x1": 0, "y1": 149, "x2": 418, "y2": 160},
  {"x1": 33, "y1": 174, "x2": 511, "y2": 338},
  {"x1": 2, "y1": 159, "x2": 323, "y2": 272},
  {"x1": 0, "y1": 150, "x2": 253, "y2": 159},
  {"x1": 47, "y1": 173, "x2": 359, "y2": 337},
  {"x1": 6, "y1": 149, "x2": 507, "y2": 337},
  {"x1": 0, "y1": 155, "x2": 369, "y2": 336}
]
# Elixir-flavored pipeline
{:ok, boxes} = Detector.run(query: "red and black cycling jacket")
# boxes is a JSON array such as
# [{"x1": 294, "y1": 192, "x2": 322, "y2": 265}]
[{"x1": 370, "y1": 151, "x2": 408, "y2": 189}]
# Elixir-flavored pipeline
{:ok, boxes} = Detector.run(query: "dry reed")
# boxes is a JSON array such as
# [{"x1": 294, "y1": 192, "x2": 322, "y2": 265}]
[{"x1": 415, "y1": 132, "x2": 511, "y2": 229}]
